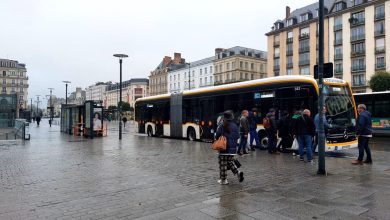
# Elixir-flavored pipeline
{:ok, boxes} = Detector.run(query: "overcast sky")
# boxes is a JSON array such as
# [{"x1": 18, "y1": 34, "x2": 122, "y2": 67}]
[{"x1": 0, "y1": 0, "x2": 317, "y2": 102}]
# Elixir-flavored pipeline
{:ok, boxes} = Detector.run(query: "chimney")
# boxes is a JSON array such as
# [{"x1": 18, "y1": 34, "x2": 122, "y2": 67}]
[
  {"x1": 173, "y1": 53, "x2": 181, "y2": 64},
  {"x1": 163, "y1": 56, "x2": 172, "y2": 66},
  {"x1": 286, "y1": 6, "x2": 291, "y2": 19}
]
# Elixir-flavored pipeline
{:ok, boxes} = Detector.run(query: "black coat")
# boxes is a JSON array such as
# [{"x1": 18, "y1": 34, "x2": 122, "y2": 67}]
[{"x1": 294, "y1": 114, "x2": 315, "y2": 136}]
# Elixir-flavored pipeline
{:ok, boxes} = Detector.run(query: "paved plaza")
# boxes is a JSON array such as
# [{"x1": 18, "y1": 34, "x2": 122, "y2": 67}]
[{"x1": 0, "y1": 120, "x2": 389, "y2": 220}]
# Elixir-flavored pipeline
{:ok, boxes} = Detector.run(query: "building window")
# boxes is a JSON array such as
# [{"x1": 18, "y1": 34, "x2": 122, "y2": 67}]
[
  {"x1": 192, "y1": 70, "x2": 195, "y2": 77},
  {"x1": 251, "y1": 74, "x2": 254, "y2": 80},
  {"x1": 335, "y1": 2, "x2": 345, "y2": 11},
  {"x1": 12, "y1": 79, "x2": 15, "y2": 85},
  {"x1": 260, "y1": 64, "x2": 264, "y2": 73},
  {"x1": 300, "y1": 13, "x2": 310, "y2": 22},
  {"x1": 353, "y1": 0, "x2": 365, "y2": 6},
  {"x1": 299, "y1": 53, "x2": 310, "y2": 66},
  {"x1": 250, "y1": 63, "x2": 254, "y2": 71},
  {"x1": 219, "y1": 64, "x2": 222, "y2": 73},
  {"x1": 170, "y1": 75, "x2": 172, "y2": 81},
  {"x1": 274, "y1": 58, "x2": 280, "y2": 70},
  {"x1": 299, "y1": 27, "x2": 310, "y2": 39},
  {"x1": 334, "y1": 31, "x2": 342, "y2": 45},
  {"x1": 210, "y1": 76, "x2": 212, "y2": 83},
  {"x1": 351, "y1": 42, "x2": 365, "y2": 56},
  {"x1": 215, "y1": 65, "x2": 218, "y2": 73},
  {"x1": 286, "y1": 18, "x2": 295, "y2": 26},
  {"x1": 174, "y1": 75, "x2": 176, "y2": 81},
  {"x1": 351, "y1": 26, "x2": 365, "y2": 41},
  {"x1": 287, "y1": 31, "x2": 293, "y2": 43},
  {"x1": 375, "y1": 5, "x2": 385, "y2": 20},
  {"x1": 287, "y1": 68, "x2": 293, "y2": 75},
  {"x1": 350, "y1": 11, "x2": 365, "y2": 26},
  {"x1": 352, "y1": 74, "x2": 365, "y2": 86},
  {"x1": 274, "y1": 47, "x2": 280, "y2": 58},
  {"x1": 334, "y1": 16, "x2": 343, "y2": 30},
  {"x1": 210, "y1": 66, "x2": 213, "y2": 73},
  {"x1": 287, "y1": 56, "x2": 293, "y2": 68},
  {"x1": 2, "y1": 71, "x2": 5, "y2": 77},
  {"x1": 178, "y1": 74, "x2": 180, "y2": 80},
  {"x1": 245, "y1": 73, "x2": 248, "y2": 79},
  {"x1": 240, "y1": 61, "x2": 243, "y2": 69},
  {"x1": 299, "y1": 39, "x2": 310, "y2": 53},
  {"x1": 20, "y1": 88, "x2": 23, "y2": 93},
  {"x1": 244, "y1": 62, "x2": 248, "y2": 70},
  {"x1": 204, "y1": 67, "x2": 207, "y2": 74},
  {"x1": 376, "y1": 56, "x2": 385, "y2": 69},
  {"x1": 274, "y1": 35, "x2": 280, "y2": 45},
  {"x1": 226, "y1": 63, "x2": 230, "y2": 71},
  {"x1": 375, "y1": 20, "x2": 385, "y2": 36},
  {"x1": 2, "y1": 79, "x2": 5, "y2": 85},
  {"x1": 335, "y1": 61, "x2": 343, "y2": 74},
  {"x1": 300, "y1": 66, "x2": 310, "y2": 75},
  {"x1": 205, "y1": 77, "x2": 208, "y2": 84},
  {"x1": 352, "y1": 57, "x2": 366, "y2": 72},
  {"x1": 376, "y1": 38, "x2": 385, "y2": 53},
  {"x1": 200, "y1": 68, "x2": 202, "y2": 75},
  {"x1": 335, "y1": 46, "x2": 343, "y2": 60}
]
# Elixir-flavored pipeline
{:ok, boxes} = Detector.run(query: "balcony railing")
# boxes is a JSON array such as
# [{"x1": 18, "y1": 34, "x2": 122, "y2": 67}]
[
  {"x1": 352, "y1": 81, "x2": 367, "y2": 87},
  {"x1": 375, "y1": 12, "x2": 385, "y2": 20},
  {"x1": 375, "y1": 29, "x2": 385, "y2": 37},
  {"x1": 351, "y1": 65, "x2": 366, "y2": 72},
  {"x1": 286, "y1": 50, "x2": 293, "y2": 56},
  {"x1": 286, "y1": 62, "x2": 293, "y2": 68},
  {"x1": 351, "y1": 50, "x2": 366, "y2": 57},
  {"x1": 273, "y1": 65, "x2": 280, "y2": 70},
  {"x1": 334, "y1": 38, "x2": 343, "y2": 45},
  {"x1": 299, "y1": 46, "x2": 310, "y2": 53},
  {"x1": 274, "y1": 53, "x2": 280, "y2": 58},
  {"x1": 334, "y1": 53, "x2": 343, "y2": 60},
  {"x1": 299, "y1": 60, "x2": 310, "y2": 66},
  {"x1": 299, "y1": 33, "x2": 310, "y2": 40},
  {"x1": 274, "y1": 41, "x2": 280, "y2": 47},
  {"x1": 334, "y1": 24, "x2": 343, "y2": 31},
  {"x1": 351, "y1": 34, "x2": 365, "y2": 42},
  {"x1": 376, "y1": 62, "x2": 386, "y2": 70},
  {"x1": 375, "y1": 46, "x2": 385, "y2": 54},
  {"x1": 349, "y1": 17, "x2": 365, "y2": 26},
  {"x1": 286, "y1": 38, "x2": 293, "y2": 43}
]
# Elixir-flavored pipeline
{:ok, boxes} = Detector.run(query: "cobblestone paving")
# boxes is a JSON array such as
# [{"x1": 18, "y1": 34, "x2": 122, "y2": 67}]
[{"x1": 0, "y1": 120, "x2": 389, "y2": 219}]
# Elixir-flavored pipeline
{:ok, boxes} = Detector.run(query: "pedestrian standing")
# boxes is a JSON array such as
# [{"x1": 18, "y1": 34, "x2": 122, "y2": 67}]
[
  {"x1": 294, "y1": 109, "x2": 315, "y2": 163},
  {"x1": 248, "y1": 108, "x2": 260, "y2": 151},
  {"x1": 237, "y1": 110, "x2": 250, "y2": 155},
  {"x1": 36, "y1": 116, "x2": 41, "y2": 127},
  {"x1": 352, "y1": 104, "x2": 373, "y2": 165},
  {"x1": 215, "y1": 110, "x2": 244, "y2": 185},
  {"x1": 264, "y1": 108, "x2": 278, "y2": 154},
  {"x1": 290, "y1": 110, "x2": 302, "y2": 156},
  {"x1": 313, "y1": 106, "x2": 330, "y2": 153},
  {"x1": 276, "y1": 111, "x2": 292, "y2": 153},
  {"x1": 122, "y1": 116, "x2": 128, "y2": 128}
]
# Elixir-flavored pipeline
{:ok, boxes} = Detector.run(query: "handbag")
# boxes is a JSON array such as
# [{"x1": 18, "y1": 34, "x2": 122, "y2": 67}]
[
  {"x1": 291, "y1": 138, "x2": 299, "y2": 150},
  {"x1": 212, "y1": 135, "x2": 227, "y2": 151}
]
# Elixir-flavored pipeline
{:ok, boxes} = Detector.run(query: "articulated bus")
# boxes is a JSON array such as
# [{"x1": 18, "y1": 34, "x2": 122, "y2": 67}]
[
  {"x1": 135, "y1": 76, "x2": 358, "y2": 151},
  {"x1": 354, "y1": 91, "x2": 390, "y2": 135}
]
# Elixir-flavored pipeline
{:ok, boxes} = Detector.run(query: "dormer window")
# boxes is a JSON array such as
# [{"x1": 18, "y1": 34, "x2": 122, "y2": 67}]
[
  {"x1": 274, "y1": 21, "x2": 284, "y2": 30},
  {"x1": 300, "y1": 13, "x2": 312, "y2": 22},
  {"x1": 287, "y1": 18, "x2": 297, "y2": 26},
  {"x1": 354, "y1": 0, "x2": 367, "y2": 6},
  {"x1": 335, "y1": 1, "x2": 346, "y2": 11}
]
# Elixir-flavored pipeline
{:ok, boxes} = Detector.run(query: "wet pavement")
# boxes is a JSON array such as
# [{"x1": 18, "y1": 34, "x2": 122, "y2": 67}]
[{"x1": 0, "y1": 119, "x2": 389, "y2": 220}]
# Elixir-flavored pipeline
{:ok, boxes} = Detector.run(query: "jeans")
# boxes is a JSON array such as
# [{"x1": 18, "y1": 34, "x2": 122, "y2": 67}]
[
  {"x1": 297, "y1": 135, "x2": 313, "y2": 161},
  {"x1": 357, "y1": 136, "x2": 372, "y2": 161},
  {"x1": 238, "y1": 133, "x2": 248, "y2": 153},
  {"x1": 267, "y1": 135, "x2": 277, "y2": 153},
  {"x1": 249, "y1": 130, "x2": 260, "y2": 147}
]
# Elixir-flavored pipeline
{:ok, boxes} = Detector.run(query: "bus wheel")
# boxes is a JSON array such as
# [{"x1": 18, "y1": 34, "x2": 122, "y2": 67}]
[
  {"x1": 147, "y1": 126, "x2": 153, "y2": 137},
  {"x1": 187, "y1": 127, "x2": 196, "y2": 141},
  {"x1": 258, "y1": 131, "x2": 268, "y2": 150}
]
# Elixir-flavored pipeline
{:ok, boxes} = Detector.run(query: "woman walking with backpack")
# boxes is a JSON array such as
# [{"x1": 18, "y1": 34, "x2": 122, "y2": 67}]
[{"x1": 215, "y1": 110, "x2": 244, "y2": 185}]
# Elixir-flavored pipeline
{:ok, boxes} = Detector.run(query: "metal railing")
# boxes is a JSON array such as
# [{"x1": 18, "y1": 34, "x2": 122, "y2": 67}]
[{"x1": 375, "y1": 12, "x2": 385, "y2": 20}]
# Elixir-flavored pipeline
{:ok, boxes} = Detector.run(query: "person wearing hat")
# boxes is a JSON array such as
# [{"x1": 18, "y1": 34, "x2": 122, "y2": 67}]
[
  {"x1": 215, "y1": 110, "x2": 244, "y2": 185},
  {"x1": 352, "y1": 104, "x2": 373, "y2": 165}
]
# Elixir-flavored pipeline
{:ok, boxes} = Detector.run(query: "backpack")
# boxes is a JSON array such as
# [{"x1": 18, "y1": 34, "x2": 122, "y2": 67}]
[{"x1": 263, "y1": 117, "x2": 271, "y2": 129}]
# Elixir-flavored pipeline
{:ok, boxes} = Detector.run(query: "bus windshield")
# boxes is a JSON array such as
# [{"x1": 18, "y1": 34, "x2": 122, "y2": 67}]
[{"x1": 323, "y1": 85, "x2": 355, "y2": 127}]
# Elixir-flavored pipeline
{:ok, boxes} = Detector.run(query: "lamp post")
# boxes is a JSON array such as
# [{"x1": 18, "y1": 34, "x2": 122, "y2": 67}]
[
  {"x1": 317, "y1": 0, "x2": 326, "y2": 175},
  {"x1": 48, "y1": 88, "x2": 54, "y2": 127},
  {"x1": 186, "y1": 62, "x2": 191, "y2": 90},
  {"x1": 30, "y1": 98, "x2": 33, "y2": 122},
  {"x1": 62, "y1": 81, "x2": 71, "y2": 105},
  {"x1": 113, "y1": 53, "x2": 128, "y2": 140}
]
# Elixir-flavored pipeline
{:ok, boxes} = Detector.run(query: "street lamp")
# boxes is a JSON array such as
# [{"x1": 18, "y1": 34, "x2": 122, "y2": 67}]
[
  {"x1": 317, "y1": 0, "x2": 326, "y2": 175},
  {"x1": 113, "y1": 53, "x2": 128, "y2": 140},
  {"x1": 48, "y1": 88, "x2": 54, "y2": 127},
  {"x1": 36, "y1": 95, "x2": 41, "y2": 118},
  {"x1": 62, "y1": 81, "x2": 71, "y2": 105}
]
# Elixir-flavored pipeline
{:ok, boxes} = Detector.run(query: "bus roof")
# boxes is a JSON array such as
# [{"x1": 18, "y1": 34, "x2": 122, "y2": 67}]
[
  {"x1": 137, "y1": 75, "x2": 348, "y2": 102},
  {"x1": 353, "y1": 91, "x2": 390, "y2": 96}
]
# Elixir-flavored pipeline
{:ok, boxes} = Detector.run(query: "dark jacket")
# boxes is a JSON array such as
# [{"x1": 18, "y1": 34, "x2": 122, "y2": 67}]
[
  {"x1": 289, "y1": 114, "x2": 300, "y2": 136},
  {"x1": 216, "y1": 121, "x2": 240, "y2": 154},
  {"x1": 356, "y1": 110, "x2": 372, "y2": 136},
  {"x1": 248, "y1": 112, "x2": 258, "y2": 131},
  {"x1": 265, "y1": 112, "x2": 277, "y2": 137},
  {"x1": 277, "y1": 116, "x2": 291, "y2": 137},
  {"x1": 239, "y1": 116, "x2": 249, "y2": 135},
  {"x1": 294, "y1": 114, "x2": 315, "y2": 136}
]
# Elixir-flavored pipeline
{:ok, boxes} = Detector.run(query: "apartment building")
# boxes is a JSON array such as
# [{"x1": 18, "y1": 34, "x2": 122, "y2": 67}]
[
  {"x1": 0, "y1": 59, "x2": 29, "y2": 108},
  {"x1": 103, "y1": 78, "x2": 148, "y2": 108},
  {"x1": 168, "y1": 56, "x2": 214, "y2": 93},
  {"x1": 149, "y1": 53, "x2": 186, "y2": 96},
  {"x1": 267, "y1": 0, "x2": 390, "y2": 93},
  {"x1": 213, "y1": 46, "x2": 267, "y2": 85},
  {"x1": 85, "y1": 82, "x2": 112, "y2": 102}
]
